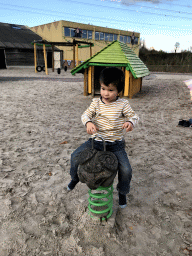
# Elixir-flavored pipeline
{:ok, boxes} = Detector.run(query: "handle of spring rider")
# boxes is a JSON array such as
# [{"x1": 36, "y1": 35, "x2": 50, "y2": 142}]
[{"x1": 91, "y1": 135, "x2": 106, "y2": 151}]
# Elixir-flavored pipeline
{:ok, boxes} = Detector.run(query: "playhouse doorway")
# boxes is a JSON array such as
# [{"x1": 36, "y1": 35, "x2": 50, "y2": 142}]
[
  {"x1": 93, "y1": 66, "x2": 123, "y2": 95},
  {"x1": 94, "y1": 66, "x2": 105, "y2": 95}
]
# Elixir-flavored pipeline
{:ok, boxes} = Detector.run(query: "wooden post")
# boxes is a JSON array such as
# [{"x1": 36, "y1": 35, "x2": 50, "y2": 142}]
[
  {"x1": 124, "y1": 69, "x2": 129, "y2": 97},
  {"x1": 52, "y1": 45, "x2": 54, "y2": 72},
  {"x1": 91, "y1": 66, "x2": 95, "y2": 97},
  {"x1": 34, "y1": 42, "x2": 37, "y2": 73},
  {"x1": 73, "y1": 40, "x2": 75, "y2": 68},
  {"x1": 43, "y1": 44, "x2": 48, "y2": 75},
  {"x1": 90, "y1": 45, "x2": 92, "y2": 58},
  {"x1": 76, "y1": 44, "x2": 78, "y2": 66},
  {"x1": 120, "y1": 66, "x2": 125, "y2": 97},
  {"x1": 140, "y1": 77, "x2": 142, "y2": 91},
  {"x1": 84, "y1": 68, "x2": 88, "y2": 96},
  {"x1": 129, "y1": 73, "x2": 133, "y2": 98},
  {"x1": 88, "y1": 66, "x2": 92, "y2": 94}
]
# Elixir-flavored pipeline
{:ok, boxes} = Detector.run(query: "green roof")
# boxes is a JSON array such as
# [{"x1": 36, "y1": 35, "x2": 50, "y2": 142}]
[{"x1": 71, "y1": 40, "x2": 150, "y2": 78}]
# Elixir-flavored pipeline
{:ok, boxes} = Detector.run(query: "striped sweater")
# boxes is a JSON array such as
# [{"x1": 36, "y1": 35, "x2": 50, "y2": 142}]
[{"x1": 81, "y1": 97, "x2": 139, "y2": 142}]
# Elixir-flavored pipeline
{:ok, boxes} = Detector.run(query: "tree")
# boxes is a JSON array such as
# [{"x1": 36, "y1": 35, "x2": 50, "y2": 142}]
[
  {"x1": 139, "y1": 38, "x2": 149, "y2": 55},
  {"x1": 174, "y1": 42, "x2": 180, "y2": 53},
  {"x1": 139, "y1": 38, "x2": 146, "y2": 49}
]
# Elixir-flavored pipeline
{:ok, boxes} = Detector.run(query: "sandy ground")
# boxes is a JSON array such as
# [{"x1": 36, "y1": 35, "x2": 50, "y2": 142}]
[{"x1": 0, "y1": 66, "x2": 192, "y2": 256}]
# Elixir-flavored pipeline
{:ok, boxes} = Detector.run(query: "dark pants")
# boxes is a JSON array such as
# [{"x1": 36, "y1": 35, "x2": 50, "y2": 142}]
[{"x1": 70, "y1": 138, "x2": 132, "y2": 195}]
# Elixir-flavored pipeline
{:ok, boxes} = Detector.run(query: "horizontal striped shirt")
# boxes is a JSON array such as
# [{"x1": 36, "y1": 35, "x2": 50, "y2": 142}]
[{"x1": 81, "y1": 97, "x2": 139, "y2": 142}]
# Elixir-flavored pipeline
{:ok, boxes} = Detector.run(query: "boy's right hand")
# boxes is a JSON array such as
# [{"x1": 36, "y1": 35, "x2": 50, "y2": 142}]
[{"x1": 86, "y1": 122, "x2": 99, "y2": 135}]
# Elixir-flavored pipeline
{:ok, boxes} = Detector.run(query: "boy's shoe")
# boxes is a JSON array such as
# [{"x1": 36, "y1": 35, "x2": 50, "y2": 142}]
[
  {"x1": 67, "y1": 180, "x2": 79, "y2": 191},
  {"x1": 119, "y1": 193, "x2": 127, "y2": 208}
]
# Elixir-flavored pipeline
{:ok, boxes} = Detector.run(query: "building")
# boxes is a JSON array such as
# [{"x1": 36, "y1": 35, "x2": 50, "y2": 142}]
[
  {"x1": 0, "y1": 22, "x2": 60, "y2": 69},
  {"x1": 30, "y1": 20, "x2": 140, "y2": 68}
]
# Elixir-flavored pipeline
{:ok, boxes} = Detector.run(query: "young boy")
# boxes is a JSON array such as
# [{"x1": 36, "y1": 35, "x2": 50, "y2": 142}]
[{"x1": 67, "y1": 67, "x2": 139, "y2": 208}]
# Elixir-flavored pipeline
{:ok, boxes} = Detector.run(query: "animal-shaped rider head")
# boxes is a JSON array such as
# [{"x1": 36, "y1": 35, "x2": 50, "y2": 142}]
[{"x1": 77, "y1": 137, "x2": 118, "y2": 189}]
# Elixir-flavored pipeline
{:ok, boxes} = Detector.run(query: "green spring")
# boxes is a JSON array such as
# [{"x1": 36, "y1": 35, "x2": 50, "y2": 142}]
[{"x1": 88, "y1": 184, "x2": 113, "y2": 221}]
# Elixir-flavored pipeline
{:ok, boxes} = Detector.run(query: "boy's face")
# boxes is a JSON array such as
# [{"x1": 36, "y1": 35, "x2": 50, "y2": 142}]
[{"x1": 100, "y1": 83, "x2": 118, "y2": 104}]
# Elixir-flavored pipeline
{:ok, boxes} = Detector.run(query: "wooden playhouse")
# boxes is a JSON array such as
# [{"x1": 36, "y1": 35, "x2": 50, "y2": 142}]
[{"x1": 71, "y1": 40, "x2": 150, "y2": 98}]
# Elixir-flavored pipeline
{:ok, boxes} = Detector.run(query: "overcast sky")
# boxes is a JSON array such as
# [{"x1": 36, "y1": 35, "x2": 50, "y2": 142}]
[{"x1": 0, "y1": 0, "x2": 192, "y2": 52}]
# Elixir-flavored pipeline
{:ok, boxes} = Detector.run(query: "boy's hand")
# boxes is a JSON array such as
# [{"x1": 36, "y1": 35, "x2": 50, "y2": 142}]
[
  {"x1": 86, "y1": 122, "x2": 99, "y2": 135},
  {"x1": 122, "y1": 121, "x2": 133, "y2": 132}
]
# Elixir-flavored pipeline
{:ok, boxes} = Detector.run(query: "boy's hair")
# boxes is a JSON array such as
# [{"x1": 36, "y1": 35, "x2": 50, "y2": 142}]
[{"x1": 99, "y1": 67, "x2": 125, "y2": 93}]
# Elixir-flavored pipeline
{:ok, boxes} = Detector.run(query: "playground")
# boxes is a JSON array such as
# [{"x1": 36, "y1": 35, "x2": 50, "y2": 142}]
[{"x1": 0, "y1": 67, "x2": 192, "y2": 256}]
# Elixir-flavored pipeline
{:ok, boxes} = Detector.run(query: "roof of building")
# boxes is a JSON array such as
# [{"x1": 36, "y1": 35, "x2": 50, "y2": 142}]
[
  {"x1": 0, "y1": 22, "x2": 43, "y2": 49},
  {"x1": 71, "y1": 40, "x2": 150, "y2": 79}
]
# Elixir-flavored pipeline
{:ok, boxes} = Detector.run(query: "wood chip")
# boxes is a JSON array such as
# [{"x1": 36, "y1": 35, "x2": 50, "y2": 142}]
[{"x1": 60, "y1": 141, "x2": 68, "y2": 144}]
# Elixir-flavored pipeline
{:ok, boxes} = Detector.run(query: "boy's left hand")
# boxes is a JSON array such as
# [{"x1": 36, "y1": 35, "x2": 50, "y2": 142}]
[{"x1": 122, "y1": 122, "x2": 133, "y2": 132}]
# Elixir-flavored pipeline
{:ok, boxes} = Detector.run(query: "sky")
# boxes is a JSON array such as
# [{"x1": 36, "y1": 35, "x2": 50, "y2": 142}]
[{"x1": 0, "y1": 0, "x2": 192, "y2": 53}]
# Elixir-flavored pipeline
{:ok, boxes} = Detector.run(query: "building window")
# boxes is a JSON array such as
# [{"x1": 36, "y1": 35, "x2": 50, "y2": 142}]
[
  {"x1": 95, "y1": 31, "x2": 119, "y2": 41},
  {"x1": 64, "y1": 27, "x2": 70, "y2": 37},
  {"x1": 64, "y1": 27, "x2": 92, "y2": 38},
  {"x1": 64, "y1": 27, "x2": 78, "y2": 37},
  {"x1": 119, "y1": 35, "x2": 123, "y2": 42},
  {"x1": 114, "y1": 34, "x2": 118, "y2": 40},
  {"x1": 81, "y1": 30, "x2": 92, "y2": 39},
  {"x1": 12, "y1": 25, "x2": 21, "y2": 30},
  {"x1": 109, "y1": 34, "x2": 113, "y2": 41},
  {"x1": 74, "y1": 28, "x2": 82, "y2": 37},
  {"x1": 71, "y1": 28, "x2": 76, "y2": 37},
  {"x1": 95, "y1": 31, "x2": 100, "y2": 40},
  {"x1": 88, "y1": 30, "x2": 92, "y2": 39},
  {"x1": 82, "y1": 30, "x2": 87, "y2": 39},
  {"x1": 124, "y1": 36, "x2": 128, "y2": 44},
  {"x1": 120, "y1": 35, "x2": 130, "y2": 44},
  {"x1": 105, "y1": 33, "x2": 109, "y2": 41},
  {"x1": 135, "y1": 37, "x2": 138, "y2": 44},
  {"x1": 100, "y1": 32, "x2": 104, "y2": 40}
]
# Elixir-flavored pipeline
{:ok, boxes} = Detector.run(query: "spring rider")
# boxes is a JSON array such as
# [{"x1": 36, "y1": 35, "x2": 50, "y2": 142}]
[{"x1": 77, "y1": 136, "x2": 118, "y2": 222}]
